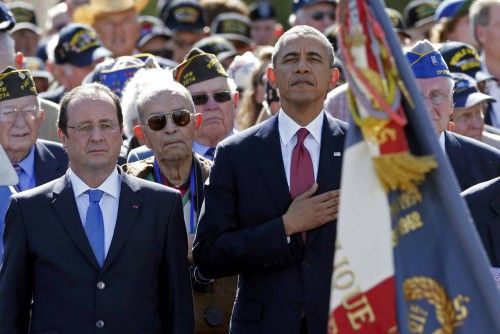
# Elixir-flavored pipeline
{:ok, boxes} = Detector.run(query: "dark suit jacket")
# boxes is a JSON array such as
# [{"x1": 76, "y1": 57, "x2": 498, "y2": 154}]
[
  {"x1": 34, "y1": 139, "x2": 68, "y2": 186},
  {"x1": 462, "y1": 177, "x2": 500, "y2": 266},
  {"x1": 0, "y1": 170, "x2": 194, "y2": 334},
  {"x1": 445, "y1": 131, "x2": 500, "y2": 191},
  {"x1": 193, "y1": 114, "x2": 347, "y2": 334}
]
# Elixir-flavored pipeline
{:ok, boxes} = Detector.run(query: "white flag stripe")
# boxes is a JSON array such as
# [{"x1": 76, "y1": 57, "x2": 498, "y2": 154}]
[{"x1": 330, "y1": 141, "x2": 394, "y2": 309}]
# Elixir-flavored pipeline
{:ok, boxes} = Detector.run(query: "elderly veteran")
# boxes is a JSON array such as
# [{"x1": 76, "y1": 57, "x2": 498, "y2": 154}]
[
  {"x1": 0, "y1": 67, "x2": 68, "y2": 261},
  {"x1": 122, "y1": 71, "x2": 236, "y2": 333},
  {"x1": 406, "y1": 40, "x2": 500, "y2": 191},
  {"x1": 73, "y1": 0, "x2": 146, "y2": 57},
  {"x1": 174, "y1": 48, "x2": 239, "y2": 160},
  {"x1": 449, "y1": 72, "x2": 500, "y2": 150}
]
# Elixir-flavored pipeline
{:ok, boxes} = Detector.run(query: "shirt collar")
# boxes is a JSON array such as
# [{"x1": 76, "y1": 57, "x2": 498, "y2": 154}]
[
  {"x1": 439, "y1": 131, "x2": 446, "y2": 152},
  {"x1": 278, "y1": 109, "x2": 324, "y2": 146},
  {"x1": 69, "y1": 167, "x2": 121, "y2": 199},
  {"x1": 17, "y1": 145, "x2": 35, "y2": 179}
]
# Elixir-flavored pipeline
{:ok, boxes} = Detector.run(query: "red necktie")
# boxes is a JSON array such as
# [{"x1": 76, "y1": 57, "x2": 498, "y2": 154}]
[{"x1": 290, "y1": 128, "x2": 314, "y2": 243}]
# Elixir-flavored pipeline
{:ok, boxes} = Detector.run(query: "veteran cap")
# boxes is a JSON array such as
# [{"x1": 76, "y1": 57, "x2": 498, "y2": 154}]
[
  {"x1": 161, "y1": 0, "x2": 205, "y2": 32},
  {"x1": 406, "y1": 40, "x2": 451, "y2": 78},
  {"x1": 386, "y1": 8, "x2": 411, "y2": 39},
  {"x1": 292, "y1": 0, "x2": 337, "y2": 13},
  {"x1": 438, "y1": 41, "x2": 481, "y2": 79},
  {"x1": 8, "y1": 1, "x2": 42, "y2": 35},
  {"x1": 0, "y1": 2, "x2": 16, "y2": 32},
  {"x1": 451, "y1": 72, "x2": 494, "y2": 109},
  {"x1": 174, "y1": 48, "x2": 227, "y2": 87},
  {"x1": 0, "y1": 67, "x2": 37, "y2": 102},
  {"x1": 249, "y1": 1, "x2": 277, "y2": 21},
  {"x1": 192, "y1": 36, "x2": 237, "y2": 63},
  {"x1": 404, "y1": 0, "x2": 439, "y2": 29},
  {"x1": 435, "y1": 0, "x2": 473, "y2": 20},
  {"x1": 211, "y1": 12, "x2": 252, "y2": 46},
  {"x1": 53, "y1": 23, "x2": 112, "y2": 67}
]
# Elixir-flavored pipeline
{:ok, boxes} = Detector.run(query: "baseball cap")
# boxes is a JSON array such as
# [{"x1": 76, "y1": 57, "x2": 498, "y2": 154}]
[
  {"x1": 0, "y1": 2, "x2": 16, "y2": 32},
  {"x1": 386, "y1": 8, "x2": 411, "y2": 39},
  {"x1": 137, "y1": 25, "x2": 172, "y2": 49},
  {"x1": 53, "y1": 23, "x2": 112, "y2": 67},
  {"x1": 249, "y1": 1, "x2": 277, "y2": 21},
  {"x1": 292, "y1": 0, "x2": 337, "y2": 13},
  {"x1": 438, "y1": 41, "x2": 481, "y2": 78},
  {"x1": 8, "y1": 1, "x2": 42, "y2": 35},
  {"x1": 22, "y1": 57, "x2": 52, "y2": 81},
  {"x1": 161, "y1": 0, "x2": 205, "y2": 33},
  {"x1": 404, "y1": 0, "x2": 439, "y2": 29},
  {"x1": 435, "y1": 0, "x2": 473, "y2": 21},
  {"x1": 211, "y1": 12, "x2": 252, "y2": 46},
  {"x1": 192, "y1": 36, "x2": 237, "y2": 63},
  {"x1": 452, "y1": 72, "x2": 494, "y2": 109}
]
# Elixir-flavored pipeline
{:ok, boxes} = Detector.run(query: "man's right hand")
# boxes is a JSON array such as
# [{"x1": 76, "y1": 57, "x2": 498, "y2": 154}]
[{"x1": 282, "y1": 183, "x2": 340, "y2": 236}]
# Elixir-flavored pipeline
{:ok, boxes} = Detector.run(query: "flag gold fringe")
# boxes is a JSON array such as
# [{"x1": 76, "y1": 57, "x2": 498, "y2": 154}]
[{"x1": 373, "y1": 153, "x2": 437, "y2": 193}]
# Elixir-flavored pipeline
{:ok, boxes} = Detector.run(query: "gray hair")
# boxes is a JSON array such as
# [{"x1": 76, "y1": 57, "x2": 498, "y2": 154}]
[
  {"x1": 271, "y1": 25, "x2": 335, "y2": 69},
  {"x1": 135, "y1": 75, "x2": 196, "y2": 124},
  {"x1": 121, "y1": 68, "x2": 175, "y2": 137},
  {"x1": 469, "y1": 0, "x2": 500, "y2": 47}
]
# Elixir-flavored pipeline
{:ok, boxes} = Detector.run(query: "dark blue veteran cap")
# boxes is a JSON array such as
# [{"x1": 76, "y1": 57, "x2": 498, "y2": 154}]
[
  {"x1": 292, "y1": 0, "x2": 337, "y2": 13},
  {"x1": 406, "y1": 40, "x2": 451, "y2": 78},
  {"x1": 451, "y1": 72, "x2": 494, "y2": 109},
  {"x1": 54, "y1": 23, "x2": 112, "y2": 67},
  {"x1": 249, "y1": 1, "x2": 277, "y2": 20},
  {"x1": 0, "y1": 2, "x2": 16, "y2": 32},
  {"x1": 161, "y1": 0, "x2": 205, "y2": 33}
]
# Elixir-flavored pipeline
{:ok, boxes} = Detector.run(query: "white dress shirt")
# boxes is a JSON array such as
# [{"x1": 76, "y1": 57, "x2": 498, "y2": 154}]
[
  {"x1": 69, "y1": 168, "x2": 121, "y2": 257},
  {"x1": 278, "y1": 109, "x2": 324, "y2": 188},
  {"x1": 439, "y1": 131, "x2": 446, "y2": 153}
]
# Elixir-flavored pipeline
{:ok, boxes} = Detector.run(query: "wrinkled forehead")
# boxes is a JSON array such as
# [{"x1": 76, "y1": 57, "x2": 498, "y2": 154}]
[
  {"x1": 187, "y1": 76, "x2": 231, "y2": 94},
  {"x1": 143, "y1": 89, "x2": 193, "y2": 111},
  {"x1": 416, "y1": 76, "x2": 453, "y2": 93},
  {"x1": 275, "y1": 35, "x2": 328, "y2": 59},
  {"x1": 0, "y1": 95, "x2": 39, "y2": 109}
]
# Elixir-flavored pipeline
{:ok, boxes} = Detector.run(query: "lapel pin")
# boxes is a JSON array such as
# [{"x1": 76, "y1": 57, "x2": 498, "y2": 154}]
[{"x1": 334, "y1": 152, "x2": 342, "y2": 157}]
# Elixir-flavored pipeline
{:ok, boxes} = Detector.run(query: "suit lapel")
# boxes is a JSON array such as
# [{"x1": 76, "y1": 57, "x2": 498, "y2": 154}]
[
  {"x1": 103, "y1": 172, "x2": 142, "y2": 270},
  {"x1": 35, "y1": 140, "x2": 61, "y2": 186},
  {"x1": 51, "y1": 173, "x2": 101, "y2": 270},
  {"x1": 489, "y1": 191, "x2": 500, "y2": 266},
  {"x1": 306, "y1": 115, "x2": 345, "y2": 246},
  {"x1": 251, "y1": 116, "x2": 292, "y2": 212}
]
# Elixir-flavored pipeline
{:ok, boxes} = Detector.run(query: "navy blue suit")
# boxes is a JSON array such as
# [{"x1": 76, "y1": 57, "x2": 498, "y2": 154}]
[
  {"x1": 0, "y1": 170, "x2": 194, "y2": 334},
  {"x1": 193, "y1": 114, "x2": 346, "y2": 334},
  {"x1": 34, "y1": 139, "x2": 68, "y2": 186},
  {"x1": 445, "y1": 131, "x2": 500, "y2": 191},
  {"x1": 462, "y1": 177, "x2": 500, "y2": 266}
]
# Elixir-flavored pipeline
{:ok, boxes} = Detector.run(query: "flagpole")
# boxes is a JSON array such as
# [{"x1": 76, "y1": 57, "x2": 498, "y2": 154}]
[{"x1": 368, "y1": 0, "x2": 500, "y2": 324}]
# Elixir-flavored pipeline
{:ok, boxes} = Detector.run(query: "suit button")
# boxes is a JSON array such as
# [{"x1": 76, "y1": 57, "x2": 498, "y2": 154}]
[
  {"x1": 96, "y1": 281, "x2": 105, "y2": 290},
  {"x1": 96, "y1": 320, "x2": 104, "y2": 328}
]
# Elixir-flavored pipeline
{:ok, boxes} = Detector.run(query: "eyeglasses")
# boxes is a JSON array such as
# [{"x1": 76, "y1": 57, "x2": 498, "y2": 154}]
[
  {"x1": 143, "y1": 110, "x2": 191, "y2": 131},
  {"x1": 191, "y1": 91, "x2": 232, "y2": 106},
  {"x1": 311, "y1": 10, "x2": 335, "y2": 21},
  {"x1": 0, "y1": 106, "x2": 42, "y2": 123},
  {"x1": 66, "y1": 120, "x2": 120, "y2": 136},
  {"x1": 421, "y1": 90, "x2": 450, "y2": 105}
]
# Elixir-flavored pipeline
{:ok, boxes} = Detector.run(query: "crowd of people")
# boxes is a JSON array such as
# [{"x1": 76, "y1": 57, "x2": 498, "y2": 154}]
[{"x1": 0, "y1": 0, "x2": 498, "y2": 333}]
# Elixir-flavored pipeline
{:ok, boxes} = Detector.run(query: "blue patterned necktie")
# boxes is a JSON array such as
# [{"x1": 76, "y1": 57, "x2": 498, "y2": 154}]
[
  {"x1": 12, "y1": 163, "x2": 23, "y2": 191},
  {"x1": 205, "y1": 147, "x2": 216, "y2": 160},
  {"x1": 85, "y1": 189, "x2": 105, "y2": 267}
]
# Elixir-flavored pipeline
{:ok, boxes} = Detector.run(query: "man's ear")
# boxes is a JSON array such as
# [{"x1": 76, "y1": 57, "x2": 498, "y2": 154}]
[
  {"x1": 329, "y1": 68, "x2": 340, "y2": 90},
  {"x1": 133, "y1": 125, "x2": 148, "y2": 147},
  {"x1": 57, "y1": 128, "x2": 66, "y2": 147},
  {"x1": 232, "y1": 90, "x2": 240, "y2": 109},
  {"x1": 447, "y1": 121, "x2": 456, "y2": 131},
  {"x1": 194, "y1": 113, "x2": 203, "y2": 129},
  {"x1": 267, "y1": 66, "x2": 278, "y2": 89}
]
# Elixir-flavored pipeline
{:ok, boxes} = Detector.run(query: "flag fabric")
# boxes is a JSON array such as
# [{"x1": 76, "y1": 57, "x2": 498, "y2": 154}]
[{"x1": 329, "y1": 0, "x2": 500, "y2": 333}]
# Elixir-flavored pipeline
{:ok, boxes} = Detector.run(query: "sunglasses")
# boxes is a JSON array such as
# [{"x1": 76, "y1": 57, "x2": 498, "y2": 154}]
[
  {"x1": 191, "y1": 91, "x2": 232, "y2": 106},
  {"x1": 311, "y1": 10, "x2": 335, "y2": 21},
  {"x1": 144, "y1": 110, "x2": 191, "y2": 131}
]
